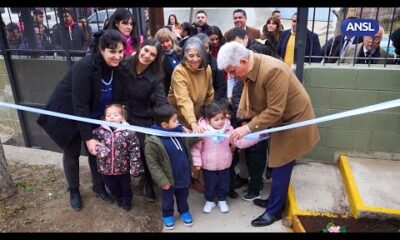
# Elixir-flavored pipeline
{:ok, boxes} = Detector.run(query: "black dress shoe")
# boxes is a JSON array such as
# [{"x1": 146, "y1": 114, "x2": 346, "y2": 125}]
[
  {"x1": 229, "y1": 189, "x2": 239, "y2": 199},
  {"x1": 251, "y1": 213, "x2": 281, "y2": 227},
  {"x1": 253, "y1": 198, "x2": 269, "y2": 208},
  {"x1": 69, "y1": 189, "x2": 82, "y2": 211},
  {"x1": 93, "y1": 187, "x2": 114, "y2": 204}
]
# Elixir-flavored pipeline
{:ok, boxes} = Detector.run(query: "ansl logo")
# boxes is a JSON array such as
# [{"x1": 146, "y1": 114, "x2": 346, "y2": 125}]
[{"x1": 341, "y1": 18, "x2": 379, "y2": 36}]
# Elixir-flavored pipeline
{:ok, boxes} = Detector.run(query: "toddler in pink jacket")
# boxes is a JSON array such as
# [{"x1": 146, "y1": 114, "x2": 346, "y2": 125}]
[{"x1": 191, "y1": 102, "x2": 258, "y2": 214}]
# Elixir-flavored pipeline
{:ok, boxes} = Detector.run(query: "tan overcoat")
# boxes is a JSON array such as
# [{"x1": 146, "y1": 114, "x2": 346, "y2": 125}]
[{"x1": 244, "y1": 51, "x2": 320, "y2": 167}]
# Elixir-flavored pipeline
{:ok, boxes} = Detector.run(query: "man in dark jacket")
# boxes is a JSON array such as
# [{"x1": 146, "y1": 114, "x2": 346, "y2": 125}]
[
  {"x1": 51, "y1": 9, "x2": 85, "y2": 55},
  {"x1": 193, "y1": 10, "x2": 211, "y2": 34},
  {"x1": 225, "y1": 27, "x2": 272, "y2": 202},
  {"x1": 276, "y1": 12, "x2": 322, "y2": 65},
  {"x1": 321, "y1": 17, "x2": 363, "y2": 63}
]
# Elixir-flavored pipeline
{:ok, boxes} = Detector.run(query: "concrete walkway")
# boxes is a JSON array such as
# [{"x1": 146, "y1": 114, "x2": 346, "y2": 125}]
[
  {"x1": 3, "y1": 144, "x2": 290, "y2": 232},
  {"x1": 4, "y1": 144, "x2": 400, "y2": 231}
]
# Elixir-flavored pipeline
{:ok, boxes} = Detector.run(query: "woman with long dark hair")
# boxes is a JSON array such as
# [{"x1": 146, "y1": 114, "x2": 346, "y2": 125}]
[
  {"x1": 104, "y1": 8, "x2": 140, "y2": 57},
  {"x1": 207, "y1": 25, "x2": 226, "y2": 60},
  {"x1": 37, "y1": 29, "x2": 130, "y2": 211},
  {"x1": 123, "y1": 38, "x2": 168, "y2": 202}
]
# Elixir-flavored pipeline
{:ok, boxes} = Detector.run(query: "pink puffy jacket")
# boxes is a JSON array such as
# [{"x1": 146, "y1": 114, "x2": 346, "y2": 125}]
[{"x1": 191, "y1": 118, "x2": 258, "y2": 171}]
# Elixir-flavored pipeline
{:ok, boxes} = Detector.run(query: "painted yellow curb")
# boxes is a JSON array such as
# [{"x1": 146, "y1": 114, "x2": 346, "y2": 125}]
[
  {"x1": 338, "y1": 155, "x2": 365, "y2": 218},
  {"x1": 287, "y1": 155, "x2": 400, "y2": 232},
  {"x1": 286, "y1": 183, "x2": 349, "y2": 232},
  {"x1": 338, "y1": 154, "x2": 400, "y2": 218},
  {"x1": 291, "y1": 215, "x2": 306, "y2": 233}
]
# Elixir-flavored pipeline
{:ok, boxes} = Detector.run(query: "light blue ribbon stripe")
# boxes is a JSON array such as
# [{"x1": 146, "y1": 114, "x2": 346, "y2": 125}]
[
  {"x1": 0, "y1": 102, "x2": 257, "y2": 139},
  {"x1": 246, "y1": 98, "x2": 400, "y2": 138},
  {"x1": 1, "y1": 98, "x2": 400, "y2": 140}
]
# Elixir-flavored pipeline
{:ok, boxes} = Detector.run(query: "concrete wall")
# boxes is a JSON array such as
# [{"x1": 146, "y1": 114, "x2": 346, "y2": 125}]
[
  {"x1": 0, "y1": 58, "x2": 23, "y2": 145},
  {"x1": 303, "y1": 64, "x2": 400, "y2": 162}
]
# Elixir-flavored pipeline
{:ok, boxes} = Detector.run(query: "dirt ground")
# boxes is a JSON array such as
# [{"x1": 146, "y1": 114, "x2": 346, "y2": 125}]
[{"x1": 0, "y1": 162, "x2": 162, "y2": 232}]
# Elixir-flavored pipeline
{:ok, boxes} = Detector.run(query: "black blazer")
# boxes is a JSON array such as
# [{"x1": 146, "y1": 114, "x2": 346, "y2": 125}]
[
  {"x1": 209, "y1": 54, "x2": 227, "y2": 101},
  {"x1": 322, "y1": 35, "x2": 363, "y2": 63},
  {"x1": 162, "y1": 52, "x2": 182, "y2": 96},
  {"x1": 124, "y1": 58, "x2": 168, "y2": 124},
  {"x1": 37, "y1": 53, "x2": 129, "y2": 149},
  {"x1": 122, "y1": 57, "x2": 168, "y2": 145},
  {"x1": 277, "y1": 29, "x2": 322, "y2": 63}
]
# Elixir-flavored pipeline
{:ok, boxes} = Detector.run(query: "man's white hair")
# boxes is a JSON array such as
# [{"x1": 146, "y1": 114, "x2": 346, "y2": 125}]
[{"x1": 217, "y1": 41, "x2": 250, "y2": 70}]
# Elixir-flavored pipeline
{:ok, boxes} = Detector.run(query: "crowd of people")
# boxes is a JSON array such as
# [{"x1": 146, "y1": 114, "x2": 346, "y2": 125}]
[{"x1": 19, "y1": 7, "x2": 400, "y2": 230}]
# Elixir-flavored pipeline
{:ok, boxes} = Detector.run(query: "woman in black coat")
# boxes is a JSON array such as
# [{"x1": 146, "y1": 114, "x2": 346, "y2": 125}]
[
  {"x1": 37, "y1": 29, "x2": 129, "y2": 211},
  {"x1": 122, "y1": 38, "x2": 168, "y2": 202}
]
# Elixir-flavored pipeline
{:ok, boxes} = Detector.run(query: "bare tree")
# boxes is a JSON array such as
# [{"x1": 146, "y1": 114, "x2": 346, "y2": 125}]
[{"x1": 0, "y1": 142, "x2": 16, "y2": 200}]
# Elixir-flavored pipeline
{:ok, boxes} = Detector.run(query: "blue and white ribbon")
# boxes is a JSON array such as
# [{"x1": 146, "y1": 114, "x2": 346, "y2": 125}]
[{"x1": 1, "y1": 98, "x2": 400, "y2": 140}]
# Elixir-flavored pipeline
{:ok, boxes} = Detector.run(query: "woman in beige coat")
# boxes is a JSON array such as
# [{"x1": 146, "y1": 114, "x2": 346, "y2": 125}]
[
  {"x1": 168, "y1": 37, "x2": 214, "y2": 192},
  {"x1": 217, "y1": 41, "x2": 319, "y2": 227}
]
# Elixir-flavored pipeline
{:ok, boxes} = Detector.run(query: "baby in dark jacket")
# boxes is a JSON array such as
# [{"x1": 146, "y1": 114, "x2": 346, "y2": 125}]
[{"x1": 92, "y1": 104, "x2": 143, "y2": 212}]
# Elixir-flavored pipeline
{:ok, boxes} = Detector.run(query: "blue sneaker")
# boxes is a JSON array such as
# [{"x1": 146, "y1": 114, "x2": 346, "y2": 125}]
[
  {"x1": 180, "y1": 212, "x2": 193, "y2": 226},
  {"x1": 163, "y1": 216, "x2": 175, "y2": 230}
]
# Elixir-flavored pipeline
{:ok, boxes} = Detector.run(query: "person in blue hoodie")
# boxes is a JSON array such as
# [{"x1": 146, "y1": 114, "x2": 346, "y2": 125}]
[{"x1": 144, "y1": 105, "x2": 200, "y2": 230}]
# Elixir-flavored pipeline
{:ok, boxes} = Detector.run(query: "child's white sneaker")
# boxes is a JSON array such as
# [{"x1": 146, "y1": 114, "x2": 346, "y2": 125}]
[
  {"x1": 203, "y1": 201, "x2": 216, "y2": 213},
  {"x1": 218, "y1": 200, "x2": 229, "y2": 213}
]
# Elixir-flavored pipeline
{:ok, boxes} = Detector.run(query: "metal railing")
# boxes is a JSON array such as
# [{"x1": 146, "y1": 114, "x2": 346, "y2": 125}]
[{"x1": 1, "y1": 7, "x2": 147, "y2": 62}]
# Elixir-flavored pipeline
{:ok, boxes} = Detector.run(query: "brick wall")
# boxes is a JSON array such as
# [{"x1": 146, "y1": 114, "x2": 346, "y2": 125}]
[{"x1": 303, "y1": 64, "x2": 400, "y2": 162}]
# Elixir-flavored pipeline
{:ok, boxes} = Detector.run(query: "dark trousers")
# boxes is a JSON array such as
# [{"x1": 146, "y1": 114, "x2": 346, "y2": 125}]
[
  {"x1": 162, "y1": 187, "x2": 189, "y2": 217},
  {"x1": 229, "y1": 150, "x2": 240, "y2": 190},
  {"x1": 102, "y1": 174, "x2": 132, "y2": 205},
  {"x1": 245, "y1": 140, "x2": 268, "y2": 194},
  {"x1": 202, "y1": 168, "x2": 230, "y2": 202},
  {"x1": 265, "y1": 160, "x2": 296, "y2": 218},
  {"x1": 62, "y1": 133, "x2": 104, "y2": 191}
]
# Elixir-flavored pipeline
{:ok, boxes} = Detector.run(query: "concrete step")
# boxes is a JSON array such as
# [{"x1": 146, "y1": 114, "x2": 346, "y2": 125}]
[
  {"x1": 339, "y1": 155, "x2": 400, "y2": 219},
  {"x1": 287, "y1": 161, "x2": 352, "y2": 218}
]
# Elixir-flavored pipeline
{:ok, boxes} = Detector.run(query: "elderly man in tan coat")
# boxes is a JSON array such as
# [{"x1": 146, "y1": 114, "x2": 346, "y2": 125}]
[{"x1": 217, "y1": 41, "x2": 319, "y2": 227}]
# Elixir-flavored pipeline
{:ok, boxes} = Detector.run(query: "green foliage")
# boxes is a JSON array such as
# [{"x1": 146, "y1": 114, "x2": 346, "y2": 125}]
[{"x1": 322, "y1": 221, "x2": 347, "y2": 233}]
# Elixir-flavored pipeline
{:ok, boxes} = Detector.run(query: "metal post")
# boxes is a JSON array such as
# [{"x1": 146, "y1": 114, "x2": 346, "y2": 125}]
[
  {"x1": 295, "y1": 7, "x2": 308, "y2": 82},
  {"x1": 20, "y1": 8, "x2": 36, "y2": 50},
  {"x1": 0, "y1": 14, "x2": 31, "y2": 147},
  {"x1": 148, "y1": 8, "x2": 164, "y2": 37}
]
